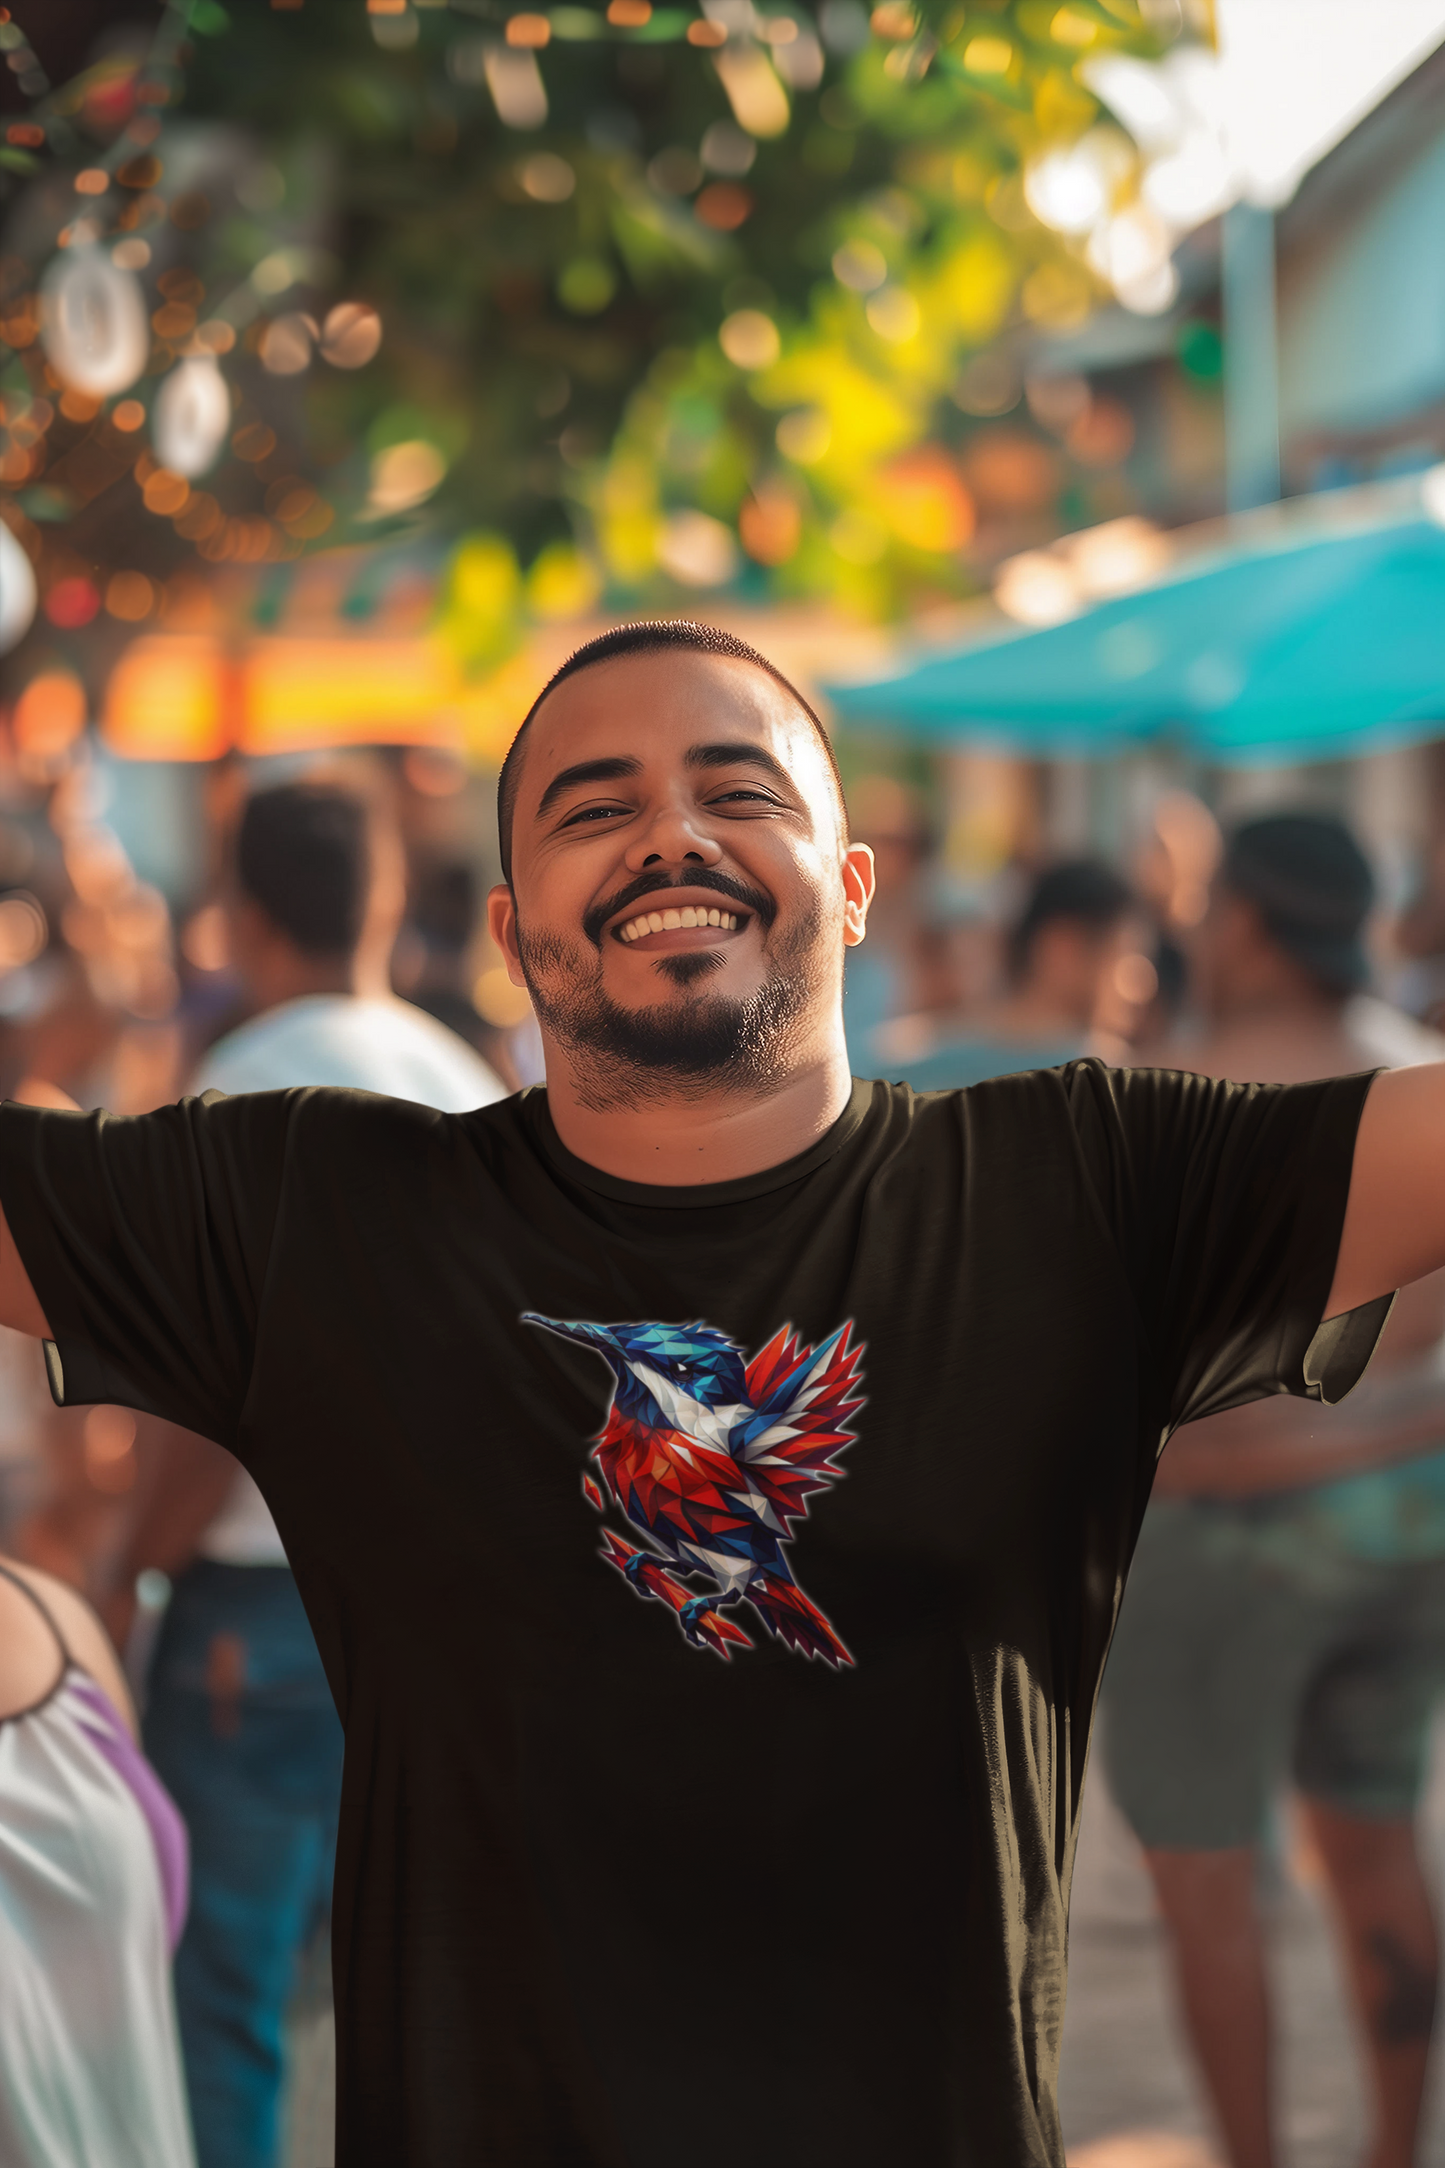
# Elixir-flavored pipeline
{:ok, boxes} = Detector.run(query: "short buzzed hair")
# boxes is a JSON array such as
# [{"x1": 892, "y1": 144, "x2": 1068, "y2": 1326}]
[
  {"x1": 237, "y1": 782, "x2": 372, "y2": 958},
  {"x1": 496, "y1": 620, "x2": 846, "y2": 884}
]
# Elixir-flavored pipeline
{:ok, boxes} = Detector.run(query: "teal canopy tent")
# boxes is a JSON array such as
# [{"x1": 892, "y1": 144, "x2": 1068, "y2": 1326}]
[{"x1": 824, "y1": 478, "x2": 1445, "y2": 766}]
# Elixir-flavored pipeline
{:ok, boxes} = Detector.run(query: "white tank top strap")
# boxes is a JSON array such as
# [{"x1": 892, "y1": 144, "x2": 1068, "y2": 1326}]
[{"x1": 0, "y1": 1559, "x2": 70, "y2": 1718}]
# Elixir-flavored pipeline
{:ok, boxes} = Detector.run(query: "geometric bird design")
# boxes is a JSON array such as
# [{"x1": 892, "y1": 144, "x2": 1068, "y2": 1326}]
[{"x1": 522, "y1": 1314, "x2": 865, "y2": 1666}]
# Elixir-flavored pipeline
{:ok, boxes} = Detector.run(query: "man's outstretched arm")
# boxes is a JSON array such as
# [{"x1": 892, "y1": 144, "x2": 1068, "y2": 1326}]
[
  {"x1": 0, "y1": 1091, "x2": 291, "y2": 1446},
  {"x1": 0, "y1": 1196, "x2": 51, "y2": 1340},
  {"x1": 1328, "y1": 1064, "x2": 1445, "y2": 1317}
]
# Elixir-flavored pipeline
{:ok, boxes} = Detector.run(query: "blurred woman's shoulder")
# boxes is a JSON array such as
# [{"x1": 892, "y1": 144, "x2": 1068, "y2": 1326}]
[{"x1": 0, "y1": 1558, "x2": 134, "y2": 1734}]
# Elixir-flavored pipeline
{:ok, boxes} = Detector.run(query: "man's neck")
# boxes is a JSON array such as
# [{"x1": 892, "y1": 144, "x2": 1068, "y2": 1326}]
[
  {"x1": 251, "y1": 960, "x2": 355, "y2": 1011},
  {"x1": 979, "y1": 984, "x2": 1088, "y2": 1044},
  {"x1": 540, "y1": 1041, "x2": 856, "y2": 1186},
  {"x1": 249, "y1": 947, "x2": 391, "y2": 1015},
  {"x1": 1186, "y1": 987, "x2": 1354, "y2": 1083}
]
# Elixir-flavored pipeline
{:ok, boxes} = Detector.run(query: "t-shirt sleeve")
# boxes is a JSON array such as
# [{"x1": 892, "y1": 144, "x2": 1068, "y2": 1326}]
[
  {"x1": 0, "y1": 1091, "x2": 295, "y2": 1445},
  {"x1": 1061, "y1": 1059, "x2": 1391, "y2": 1430}
]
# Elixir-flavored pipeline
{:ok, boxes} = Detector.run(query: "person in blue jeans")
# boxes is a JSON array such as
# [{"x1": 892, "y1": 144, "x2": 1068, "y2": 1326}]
[
  {"x1": 116, "y1": 780, "x2": 502, "y2": 2168},
  {"x1": 143, "y1": 1562, "x2": 342, "y2": 2168}
]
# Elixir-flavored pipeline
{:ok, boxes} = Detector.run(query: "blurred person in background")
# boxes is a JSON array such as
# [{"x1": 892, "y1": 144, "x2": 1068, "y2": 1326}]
[
  {"x1": 1104, "y1": 814, "x2": 1445, "y2": 2168},
  {"x1": 400, "y1": 855, "x2": 521, "y2": 1091},
  {"x1": 0, "y1": 1553, "x2": 193, "y2": 2168},
  {"x1": 841, "y1": 773, "x2": 933, "y2": 1062},
  {"x1": 116, "y1": 781, "x2": 504, "y2": 2168},
  {"x1": 1124, "y1": 932, "x2": 1190, "y2": 1062},
  {"x1": 876, "y1": 857, "x2": 1144, "y2": 1088},
  {"x1": 1391, "y1": 802, "x2": 1445, "y2": 1032},
  {"x1": 196, "y1": 782, "x2": 504, "y2": 1106}
]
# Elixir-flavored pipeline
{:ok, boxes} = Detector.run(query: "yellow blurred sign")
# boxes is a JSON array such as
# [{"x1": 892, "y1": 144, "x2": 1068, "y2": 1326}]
[
  {"x1": 244, "y1": 637, "x2": 462, "y2": 756},
  {"x1": 101, "y1": 633, "x2": 471, "y2": 761}
]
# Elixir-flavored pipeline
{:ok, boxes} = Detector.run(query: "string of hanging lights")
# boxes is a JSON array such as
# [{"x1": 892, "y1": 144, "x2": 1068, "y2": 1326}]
[{"x1": 0, "y1": 0, "x2": 395, "y2": 650}]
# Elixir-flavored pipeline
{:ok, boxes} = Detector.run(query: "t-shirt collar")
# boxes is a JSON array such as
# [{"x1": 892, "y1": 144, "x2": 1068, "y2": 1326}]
[{"x1": 522, "y1": 1077, "x2": 876, "y2": 1209}]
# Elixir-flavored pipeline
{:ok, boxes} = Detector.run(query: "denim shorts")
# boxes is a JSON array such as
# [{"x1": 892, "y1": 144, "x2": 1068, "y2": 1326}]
[{"x1": 1102, "y1": 1496, "x2": 1445, "y2": 1848}]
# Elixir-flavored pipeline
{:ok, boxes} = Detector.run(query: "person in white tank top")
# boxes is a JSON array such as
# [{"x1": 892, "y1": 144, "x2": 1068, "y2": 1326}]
[{"x1": 0, "y1": 1556, "x2": 194, "y2": 2168}]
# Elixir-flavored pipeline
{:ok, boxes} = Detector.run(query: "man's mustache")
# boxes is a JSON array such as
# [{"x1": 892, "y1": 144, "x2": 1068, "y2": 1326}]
[{"x1": 582, "y1": 867, "x2": 776, "y2": 950}]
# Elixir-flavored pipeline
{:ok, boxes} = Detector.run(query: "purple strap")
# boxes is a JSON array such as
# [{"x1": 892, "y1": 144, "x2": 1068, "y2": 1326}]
[{"x1": 68, "y1": 1674, "x2": 190, "y2": 1953}]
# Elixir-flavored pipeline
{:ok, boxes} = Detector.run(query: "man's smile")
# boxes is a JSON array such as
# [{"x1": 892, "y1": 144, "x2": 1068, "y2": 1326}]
[
  {"x1": 586, "y1": 868, "x2": 773, "y2": 953},
  {"x1": 608, "y1": 888, "x2": 752, "y2": 953}
]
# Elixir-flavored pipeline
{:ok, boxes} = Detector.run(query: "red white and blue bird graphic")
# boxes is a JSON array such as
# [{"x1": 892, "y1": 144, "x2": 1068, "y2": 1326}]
[{"x1": 523, "y1": 1313, "x2": 865, "y2": 1665}]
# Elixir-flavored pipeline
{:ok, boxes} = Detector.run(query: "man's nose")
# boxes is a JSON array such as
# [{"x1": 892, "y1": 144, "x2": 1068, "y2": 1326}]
[{"x1": 623, "y1": 801, "x2": 723, "y2": 872}]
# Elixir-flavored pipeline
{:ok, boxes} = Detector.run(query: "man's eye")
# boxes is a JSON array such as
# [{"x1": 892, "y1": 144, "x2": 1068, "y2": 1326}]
[
  {"x1": 560, "y1": 803, "x2": 630, "y2": 827},
  {"x1": 710, "y1": 787, "x2": 778, "y2": 806}
]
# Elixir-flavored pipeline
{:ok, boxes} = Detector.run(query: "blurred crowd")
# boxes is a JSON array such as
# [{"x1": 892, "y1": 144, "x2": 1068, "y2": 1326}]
[
  {"x1": 0, "y1": 731, "x2": 538, "y2": 1560},
  {"x1": 0, "y1": 727, "x2": 533, "y2": 2168},
  {"x1": 842, "y1": 765, "x2": 1445, "y2": 1086},
  {"x1": 844, "y1": 773, "x2": 1445, "y2": 2168},
  {"x1": 8, "y1": 724, "x2": 1445, "y2": 2168}
]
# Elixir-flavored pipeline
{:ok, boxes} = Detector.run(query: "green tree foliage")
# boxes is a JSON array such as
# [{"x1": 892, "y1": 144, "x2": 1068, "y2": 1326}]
[{"x1": 0, "y1": 0, "x2": 1183, "y2": 657}]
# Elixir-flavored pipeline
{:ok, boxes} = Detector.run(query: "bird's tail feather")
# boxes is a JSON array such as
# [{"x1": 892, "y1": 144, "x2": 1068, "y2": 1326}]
[{"x1": 748, "y1": 1571, "x2": 853, "y2": 1667}]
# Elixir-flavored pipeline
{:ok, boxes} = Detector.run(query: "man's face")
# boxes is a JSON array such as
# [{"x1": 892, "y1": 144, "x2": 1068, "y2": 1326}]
[
  {"x1": 1027, "y1": 913, "x2": 1144, "y2": 1030},
  {"x1": 1085, "y1": 913, "x2": 1157, "y2": 1041},
  {"x1": 488, "y1": 651, "x2": 873, "y2": 1104},
  {"x1": 1189, "y1": 881, "x2": 1264, "y2": 1017}
]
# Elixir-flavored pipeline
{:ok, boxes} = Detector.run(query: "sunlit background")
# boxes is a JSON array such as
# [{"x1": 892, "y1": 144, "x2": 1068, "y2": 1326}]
[
  {"x1": 10, "y1": 3, "x2": 1445, "y2": 2161},
  {"x1": 9, "y1": 2, "x2": 1445, "y2": 971}
]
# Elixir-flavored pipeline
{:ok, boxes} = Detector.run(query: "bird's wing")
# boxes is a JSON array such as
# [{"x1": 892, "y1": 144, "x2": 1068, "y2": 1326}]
[
  {"x1": 731, "y1": 1323, "x2": 865, "y2": 1529},
  {"x1": 597, "y1": 1407, "x2": 773, "y2": 1552}
]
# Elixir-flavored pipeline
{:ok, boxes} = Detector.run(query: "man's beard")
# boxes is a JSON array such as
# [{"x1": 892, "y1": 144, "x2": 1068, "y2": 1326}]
[{"x1": 515, "y1": 879, "x2": 829, "y2": 1111}]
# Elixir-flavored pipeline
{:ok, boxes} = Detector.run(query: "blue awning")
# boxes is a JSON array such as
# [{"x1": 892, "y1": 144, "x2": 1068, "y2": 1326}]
[{"x1": 824, "y1": 479, "x2": 1445, "y2": 766}]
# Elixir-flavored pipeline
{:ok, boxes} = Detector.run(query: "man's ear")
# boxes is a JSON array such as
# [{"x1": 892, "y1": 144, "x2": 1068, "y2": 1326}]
[
  {"x1": 842, "y1": 843, "x2": 876, "y2": 949},
  {"x1": 487, "y1": 884, "x2": 526, "y2": 988}
]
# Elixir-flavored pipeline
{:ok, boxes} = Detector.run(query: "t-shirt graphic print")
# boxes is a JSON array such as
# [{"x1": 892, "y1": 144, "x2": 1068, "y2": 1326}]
[{"x1": 524, "y1": 1312, "x2": 864, "y2": 1665}]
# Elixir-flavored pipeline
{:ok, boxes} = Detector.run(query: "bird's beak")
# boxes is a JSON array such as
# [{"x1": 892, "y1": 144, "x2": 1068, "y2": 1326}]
[{"x1": 521, "y1": 1314, "x2": 621, "y2": 1360}]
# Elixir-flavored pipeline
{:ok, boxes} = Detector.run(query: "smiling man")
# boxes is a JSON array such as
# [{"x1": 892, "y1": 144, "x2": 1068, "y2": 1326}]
[
  {"x1": 0, "y1": 620, "x2": 1442, "y2": 2168},
  {"x1": 488, "y1": 622, "x2": 868, "y2": 1169}
]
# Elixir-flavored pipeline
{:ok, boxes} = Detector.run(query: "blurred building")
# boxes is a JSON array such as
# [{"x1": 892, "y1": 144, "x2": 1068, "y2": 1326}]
[
  {"x1": 1027, "y1": 38, "x2": 1445, "y2": 523},
  {"x1": 859, "y1": 33, "x2": 1445, "y2": 985}
]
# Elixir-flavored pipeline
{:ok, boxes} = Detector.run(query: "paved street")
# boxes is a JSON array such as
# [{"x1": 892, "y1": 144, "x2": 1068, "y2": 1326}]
[
  {"x1": 1061, "y1": 1716, "x2": 1445, "y2": 2167},
  {"x1": 282, "y1": 1940, "x2": 335, "y2": 2168}
]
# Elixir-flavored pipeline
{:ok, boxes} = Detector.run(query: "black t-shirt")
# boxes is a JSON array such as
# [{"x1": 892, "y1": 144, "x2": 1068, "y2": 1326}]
[{"x1": 0, "y1": 1064, "x2": 1389, "y2": 2168}]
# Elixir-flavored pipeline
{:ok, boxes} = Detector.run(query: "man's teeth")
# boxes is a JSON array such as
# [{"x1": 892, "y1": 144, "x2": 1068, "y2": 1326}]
[{"x1": 617, "y1": 906, "x2": 739, "y2": 942}]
